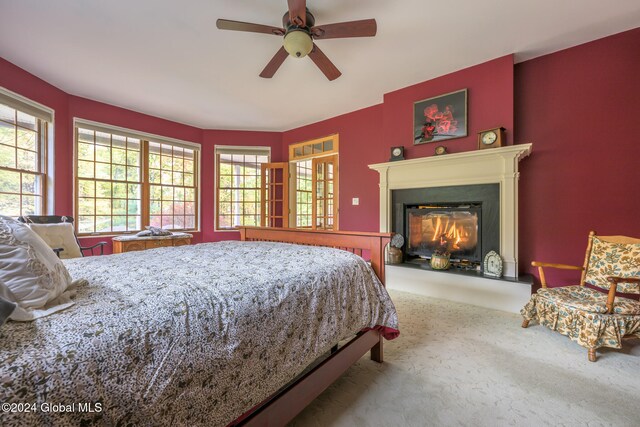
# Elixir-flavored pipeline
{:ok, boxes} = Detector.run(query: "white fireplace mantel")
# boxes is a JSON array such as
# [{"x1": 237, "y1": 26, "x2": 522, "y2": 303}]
[{"x1": 369, "y1": 143, "x2": 532, "y2": 278}]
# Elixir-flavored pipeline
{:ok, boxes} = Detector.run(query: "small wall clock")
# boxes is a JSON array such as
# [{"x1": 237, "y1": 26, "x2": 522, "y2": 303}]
[
  {"x1": 478, "y1": 127, "x2": 505, "y2": 150},
  {"x1": 390, "y1": 146, "x2": 405, "y2": 161},
  {"x1": 483, "y1": 250, "x2": 503, "y2": 278},
  {"x1": 435, "y1": 145, "x2": 447, "y2": 156}
]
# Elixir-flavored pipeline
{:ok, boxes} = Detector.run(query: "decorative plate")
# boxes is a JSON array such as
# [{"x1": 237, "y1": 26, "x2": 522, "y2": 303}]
[
  {"x1": 483, "y1": 250, "x2": 503, "y2": 278},
  {"x1": 391, "y1": 234, "x2": 405, "y2": 248}
]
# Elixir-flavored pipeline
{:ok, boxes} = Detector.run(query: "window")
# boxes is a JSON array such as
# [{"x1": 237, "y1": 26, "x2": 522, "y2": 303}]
[
  {"x1": 295, "y1": 160, "x2": 313, "y2": 227},
  {"x1": 215, "y1": 146, "x2": 270, "y2": 230},
  {"x1": 289, "y1": 135, "x2": 339, "y2": 230},
  {"x1": 75, "y1": 121, "x2": 199, "y2": 235},
  {"x1": 0, "y1": 89, "x2": 52, "y2": 217},
  {"x1": 148, "y1": 141, "x2": 197, "y2": 230}
]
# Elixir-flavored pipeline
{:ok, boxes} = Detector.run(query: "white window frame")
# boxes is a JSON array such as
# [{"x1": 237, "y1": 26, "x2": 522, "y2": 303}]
[
  {"x1": 0, "y1": 86, "x2": 55, "y2": 215},
  {"x1": 214, "y1": 145, "x2": 271, "y2": 232}
]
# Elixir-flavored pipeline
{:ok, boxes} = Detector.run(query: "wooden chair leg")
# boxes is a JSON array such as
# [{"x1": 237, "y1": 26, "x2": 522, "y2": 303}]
[
  {"x1": 588, "y1": 348, "x2": 597, "y2": 362},
  {"x1": 521, "y1": 319, "x2": 530, "y2": 328}
]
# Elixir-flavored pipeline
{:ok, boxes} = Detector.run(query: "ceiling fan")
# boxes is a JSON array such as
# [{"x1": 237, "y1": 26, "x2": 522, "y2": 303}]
[{"x1": 216, "y1": 0, "x2": 377, "y2": 81}]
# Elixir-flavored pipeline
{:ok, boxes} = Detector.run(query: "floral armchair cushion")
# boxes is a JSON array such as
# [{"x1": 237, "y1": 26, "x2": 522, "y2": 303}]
[
  {"x1": 536, "y1": 286, "x2": 640, "y2": 315},
  {"x1": 584, "y1": 236, "x2": 640, "y2": 294}
]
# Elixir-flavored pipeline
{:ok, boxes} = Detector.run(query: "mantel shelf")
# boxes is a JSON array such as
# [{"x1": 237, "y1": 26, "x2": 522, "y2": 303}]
[{"x1": 369, "y1": 143, "x2": 532, "y2": 172}]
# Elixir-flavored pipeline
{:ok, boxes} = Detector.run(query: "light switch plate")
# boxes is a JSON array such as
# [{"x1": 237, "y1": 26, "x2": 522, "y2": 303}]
[{"x1": 352, "y1": 197, "x2": 359, "y2": 205}]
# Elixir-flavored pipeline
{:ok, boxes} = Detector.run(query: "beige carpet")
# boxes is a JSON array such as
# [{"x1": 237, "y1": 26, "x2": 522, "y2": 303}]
[{"x1": 290, "y1": 290, "x2": 640, "y2": 427}]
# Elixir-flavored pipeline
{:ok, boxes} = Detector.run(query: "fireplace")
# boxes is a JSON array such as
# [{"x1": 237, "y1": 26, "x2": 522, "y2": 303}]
[
  {"x1": 406, "y1": 203, "x2": 481, "y2": 262},
  {"x1": 369, "y1": 144, "x2": 533, "y2": 311},
  {"x1": 392, "y1": 184, "x2": 500, "y2": 269}
]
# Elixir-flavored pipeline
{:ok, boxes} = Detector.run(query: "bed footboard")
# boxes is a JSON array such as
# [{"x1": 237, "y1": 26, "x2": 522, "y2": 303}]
[{"x1": 238, "y1": 227, "x2": 391, "y2": 286}]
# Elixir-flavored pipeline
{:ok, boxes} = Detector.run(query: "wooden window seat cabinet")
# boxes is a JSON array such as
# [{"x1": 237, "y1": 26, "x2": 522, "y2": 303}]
[{"x1": 112, "y1": 232, "x2": 192, "y2": 253}]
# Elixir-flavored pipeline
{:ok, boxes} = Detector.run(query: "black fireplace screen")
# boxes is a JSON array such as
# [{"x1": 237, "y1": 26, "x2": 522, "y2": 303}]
[{"x1": 406, "y1": 205, "x2": 481, "y2": 261}]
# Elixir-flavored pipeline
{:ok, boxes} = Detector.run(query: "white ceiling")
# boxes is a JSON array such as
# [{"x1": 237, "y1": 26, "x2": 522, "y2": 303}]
[{"x1": 1, "y1": 0, "x2": 638, "y2": 131}]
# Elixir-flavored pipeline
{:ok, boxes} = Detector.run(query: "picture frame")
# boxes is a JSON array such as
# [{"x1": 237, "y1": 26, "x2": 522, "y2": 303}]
[{"x1": 413, "y1": 89, "x2": 467, "y2": 145}]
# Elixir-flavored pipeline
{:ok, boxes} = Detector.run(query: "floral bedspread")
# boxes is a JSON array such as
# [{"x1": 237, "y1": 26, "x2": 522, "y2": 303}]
[{"x1": 0, "y1": 241, "x2": 398, "y2": 426}]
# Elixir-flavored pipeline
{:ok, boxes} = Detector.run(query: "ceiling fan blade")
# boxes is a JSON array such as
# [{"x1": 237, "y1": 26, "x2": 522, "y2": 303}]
[
  {"x1": 259, "y1": 47, "x2": 289, "y2": 78},
  {"x1": 308, "y1": 43, "x2": 341, "y2": 81},
  {"x1": 287, "y1": 0, "x2": 307, "y2": 27},
  {"x1": 216, "y1": 19, "x2": 285, "y2": 36},
  {"x1": 311, "y1": 19, "x2": 377, "y2": 39}
]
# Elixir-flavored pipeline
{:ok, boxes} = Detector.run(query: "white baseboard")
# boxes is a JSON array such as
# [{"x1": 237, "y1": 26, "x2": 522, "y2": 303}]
[{"x1": 385, "y1": 265, "x2": 532, "y2": 314}]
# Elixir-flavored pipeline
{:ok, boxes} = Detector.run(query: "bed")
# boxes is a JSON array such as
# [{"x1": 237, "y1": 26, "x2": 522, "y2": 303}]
[{"x1": 0, "y1": 227, "x2": 398, "y2": 426}]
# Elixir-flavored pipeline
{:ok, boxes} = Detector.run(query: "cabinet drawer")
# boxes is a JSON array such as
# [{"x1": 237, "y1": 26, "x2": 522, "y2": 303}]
[
  {"x1": 146, "y1": 240, "x2": 171, "y2": 250},
  {"x1": 172, "y1": 238, "x2": 191, "y2": 247},
  {"x1": 121, "y1": 241, "x2": 146, "y2": 252}
]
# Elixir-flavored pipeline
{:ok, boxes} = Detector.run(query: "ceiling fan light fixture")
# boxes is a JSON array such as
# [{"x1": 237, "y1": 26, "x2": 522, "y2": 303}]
[{"x1": 283, "y1": 29, "x2": 313, "y2": 58}]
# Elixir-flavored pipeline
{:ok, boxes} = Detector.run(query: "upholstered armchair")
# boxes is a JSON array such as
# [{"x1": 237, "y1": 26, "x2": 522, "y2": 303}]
[
  {"x1": 17, "y1": 216, "x2": 106, "y2": 258},
  {"x1": 521, "y1": 231, "x2": 640, "y2": 362}
]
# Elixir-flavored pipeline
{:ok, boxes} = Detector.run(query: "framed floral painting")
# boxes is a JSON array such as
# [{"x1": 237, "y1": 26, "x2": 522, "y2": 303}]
[{"x1": 413, "y1": 89, "x2": 467, "y2": 144}]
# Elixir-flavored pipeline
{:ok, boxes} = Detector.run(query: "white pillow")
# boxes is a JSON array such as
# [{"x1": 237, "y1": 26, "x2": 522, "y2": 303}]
[
  {"x1": 28, "y1": 222, "x2": 83, "y2": 259},
  {"x1": 0, "y1": 216, "x2": 74, "y2": 320}
]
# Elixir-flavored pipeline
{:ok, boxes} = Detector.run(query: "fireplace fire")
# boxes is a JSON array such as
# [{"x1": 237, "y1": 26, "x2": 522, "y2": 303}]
[{"x1": 406, "y1": 204, "x2": 481, "y2": 262}]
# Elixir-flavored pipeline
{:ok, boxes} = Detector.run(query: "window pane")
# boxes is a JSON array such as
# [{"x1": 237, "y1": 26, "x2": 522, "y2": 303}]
[
  {"x1": 96, "y1": 163, "x2": 111, "y2": 179},
  {"x1": 0, "y1": 102, "x2": 45, "y2": 217},
  {"x1": 78, "y1": 143, "x2": 94, "y2": 161},
  {"x1": 21, "y1": 173, "x2": 37, "y2": 194},
  {"x1": 150, "y1": 200, "x2": 161, "y2": 215},
  {"x1": 78, "y1": 179, "x2": 95, "y2": 197},
  {"x1": 0, "y1": 104, "x2": 16, "y2": 124},
  {"x1": 78, "y1": 216, "x2": 94, "y2": 233},
  {"x1": 150, "y1": 215, "x2": 161, "y2": 227},
  {"x1": 96, "y1": 216, "x2": 111, "y2": 232},
  {"x1": 1, "y1": 194, "x2": 20, "y2": 217},
  {"x1": 17, "y1": 129, "x2": 37, "y2": 151},
  {"x1": 0, "y1": 169, "x2": 20, "y2": 193},
  {"x1": 0, "y1": 143, "x2": 16, "y2": 168},
  {"x1": 112, "y1": 182, "x2": 127, "y2": 199},
  {"x1": 0, "y1": 121, "x2": 16, "y2": 147},
  {"x1": 78, "y1": 197, "x2": 95, "y2": 215},
  {"x1": 112, "y1": 148, "x2": 127, "y2": 165},
  {"x1": 96, "y1": 182, "x2": 111, "y2": 198},
  {"x1": 127, "y1": 216, "x2": 140, "y2": 230},
  {"x1": 96, "y1": 145, "x2": 110, "y2": 162},
  {"x1": 112, "y1": 215, "x2": 127, "y2": 232},
  {"x1": 78, "y1": 160, "x2": 94, "y2": 178},
  {"x1": 78, "y1": 128, "x2": 94, "y2": 144}
]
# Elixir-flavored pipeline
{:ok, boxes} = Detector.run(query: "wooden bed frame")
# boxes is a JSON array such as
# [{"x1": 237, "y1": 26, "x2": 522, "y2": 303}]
[{"x1": 236, "y1": 227, "x2": 392, "y2": 426}]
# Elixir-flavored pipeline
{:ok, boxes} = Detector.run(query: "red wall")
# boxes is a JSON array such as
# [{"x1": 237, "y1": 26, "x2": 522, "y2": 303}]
[
  {"x1": 282, "y1": 105, "x2": 384, "y2": 232},
  {"x1": 516, "y1": 27, "x2": 640, "y2": 284},
  {"x1": 0, "y1": 57, "x2": 281, "y2": 253},
  {"x1": 382, "y1": 54, "x2": 514, "y2": 158}
]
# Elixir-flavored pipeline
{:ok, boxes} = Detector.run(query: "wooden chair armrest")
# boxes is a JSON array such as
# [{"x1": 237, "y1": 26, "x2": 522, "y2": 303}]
[
  {"x1": 530, "y1": 262, "x2": 583, "y2": 288},
  {"x1": 605, "y1": 276, "x2": 640, "y2": 314},
  {"x1": 80, "y1": 241, "x2": 107, "y2": 256},
  {"x1": 606, "y1": 277, "x2": 640, "y2": 284},
  {"x1": 530, "y1": 262, "x2": 583, "y2": 270}
]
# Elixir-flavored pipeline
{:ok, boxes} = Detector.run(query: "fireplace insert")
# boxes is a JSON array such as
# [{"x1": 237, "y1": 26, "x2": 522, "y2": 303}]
[{"x1": 405, "y1": 203, "x2": 482, "y2": 262}]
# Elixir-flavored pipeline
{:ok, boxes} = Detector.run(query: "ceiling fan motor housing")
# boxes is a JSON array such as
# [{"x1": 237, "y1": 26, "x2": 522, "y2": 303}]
[{"x1": 282, "y1": 9, "x2": 315, "y2": 28}]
